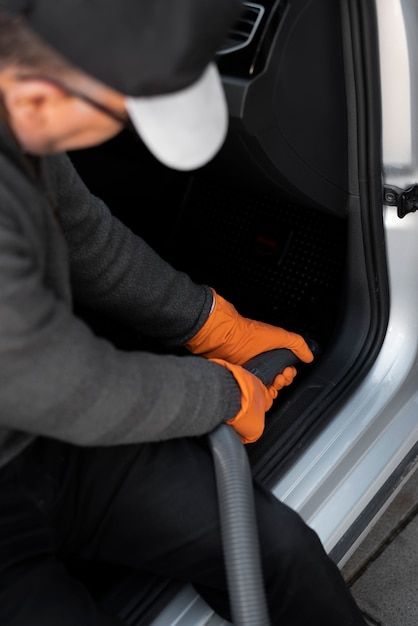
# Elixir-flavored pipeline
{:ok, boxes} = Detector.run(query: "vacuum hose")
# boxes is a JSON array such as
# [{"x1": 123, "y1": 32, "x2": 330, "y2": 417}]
[
  {"x1": 209, "y1": 423, "x2": 269, "y2": 626},
  {"x1": 208, "y1": 342, "x2": 318, "y2": 626}
]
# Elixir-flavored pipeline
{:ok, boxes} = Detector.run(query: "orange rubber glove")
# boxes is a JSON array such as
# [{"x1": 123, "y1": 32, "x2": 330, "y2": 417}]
[
  {"x1": 211, "y1": 358, "x2": 296, "y2": 444},
  {"x1": 186, "y1": 289, "x2": 314, "y2": 366}
]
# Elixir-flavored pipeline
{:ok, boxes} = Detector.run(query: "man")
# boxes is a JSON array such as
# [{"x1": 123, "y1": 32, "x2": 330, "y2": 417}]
[{"x1": 0, "y1": 1, "x2": 367, "y2": 624}]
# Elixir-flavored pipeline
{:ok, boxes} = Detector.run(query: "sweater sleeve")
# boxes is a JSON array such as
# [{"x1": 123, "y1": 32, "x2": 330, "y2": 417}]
[
  {"x1": 44, "y1": 152, "x2": 212, "y2": 346},
  {"x1": 0, "y1": 179, "x2": 241, "y2": 447}
]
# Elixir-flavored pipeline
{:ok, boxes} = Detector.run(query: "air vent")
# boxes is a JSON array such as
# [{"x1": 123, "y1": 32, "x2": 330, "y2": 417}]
[{"x1": 217, "y1": 2, "x2": 265, "y2": 55}]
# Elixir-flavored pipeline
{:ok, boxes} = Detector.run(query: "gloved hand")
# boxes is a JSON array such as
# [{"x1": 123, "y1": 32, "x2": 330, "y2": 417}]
[
  {"x1": 185, "y1": 289, "x2": 314, "y2": 366},
  {"x1": 211, "y1": 358, "x2": 296, "y2": 444}
]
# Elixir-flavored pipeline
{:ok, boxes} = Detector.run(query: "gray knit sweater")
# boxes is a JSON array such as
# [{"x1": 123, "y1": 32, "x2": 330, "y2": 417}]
[{"x1": 0, "y1": 125, "x2": 240, "y2": 468}]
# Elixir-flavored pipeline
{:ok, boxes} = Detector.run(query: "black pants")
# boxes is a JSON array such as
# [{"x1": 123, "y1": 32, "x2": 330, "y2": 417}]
[{"x1": 0, "y1": 436, "x2": 366, "y2": 625}]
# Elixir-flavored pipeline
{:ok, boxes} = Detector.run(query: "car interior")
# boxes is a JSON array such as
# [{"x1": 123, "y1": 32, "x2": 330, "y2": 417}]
[{"x1": 67, "y1": 0, "x2": 389, "y2": 623}]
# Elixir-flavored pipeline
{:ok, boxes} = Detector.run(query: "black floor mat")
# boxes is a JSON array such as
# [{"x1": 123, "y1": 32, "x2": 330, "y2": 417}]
[
  {"x1": 162, "y1": 174, "x2": 348, "y2": 483},
  {"x1": 167, "y1": 175, "x2": 347, "y2": 349}
]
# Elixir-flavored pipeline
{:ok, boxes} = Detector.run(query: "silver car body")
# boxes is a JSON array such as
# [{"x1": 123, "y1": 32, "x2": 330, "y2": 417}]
[{"x1": 279, "y1": 0, "x2": 418, "y2": 561}]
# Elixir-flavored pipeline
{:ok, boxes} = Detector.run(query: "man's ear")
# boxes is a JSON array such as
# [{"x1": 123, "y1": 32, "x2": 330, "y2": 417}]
[{"x1": 4, "y1": 79, "x2": 68, "y2": 127}]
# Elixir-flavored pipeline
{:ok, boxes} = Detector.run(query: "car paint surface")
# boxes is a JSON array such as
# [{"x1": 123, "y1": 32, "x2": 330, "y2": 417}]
[
  {"x1": 273, "y1": 0, "x2": 418, "y2": 562},
  {"x1": 273, "y1": 204, "x2": 418, "y2": 560}
]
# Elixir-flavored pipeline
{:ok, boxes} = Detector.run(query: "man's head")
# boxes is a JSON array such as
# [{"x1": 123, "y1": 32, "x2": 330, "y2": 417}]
[
  {"x1": 0, "y1": 0, "x2": 242, "y2": 168},
  {"x1": 0, "y1": 12, "x2": 129, "y2": 154}
]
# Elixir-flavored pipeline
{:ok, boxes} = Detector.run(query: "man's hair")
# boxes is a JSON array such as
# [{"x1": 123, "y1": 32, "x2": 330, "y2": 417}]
[{"x1": 0, "y1": 11, "x2": 75, "y2": 78}]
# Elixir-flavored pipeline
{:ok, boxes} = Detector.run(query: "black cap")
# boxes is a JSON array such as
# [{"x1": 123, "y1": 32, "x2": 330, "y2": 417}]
[{"x1": 1, "y1": 0, "x2": 242, "y2": 96}]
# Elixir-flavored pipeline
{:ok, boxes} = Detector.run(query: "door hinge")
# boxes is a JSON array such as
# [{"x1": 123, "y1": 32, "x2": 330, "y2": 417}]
[{"x1": 383, "y1": 184, "x2": 418, "y2": 218}]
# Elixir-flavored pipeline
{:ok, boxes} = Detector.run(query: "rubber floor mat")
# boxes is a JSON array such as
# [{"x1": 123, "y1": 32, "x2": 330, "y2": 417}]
[{"x1": 169, "y1": 176, "x2": 347, "y2": 348}]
